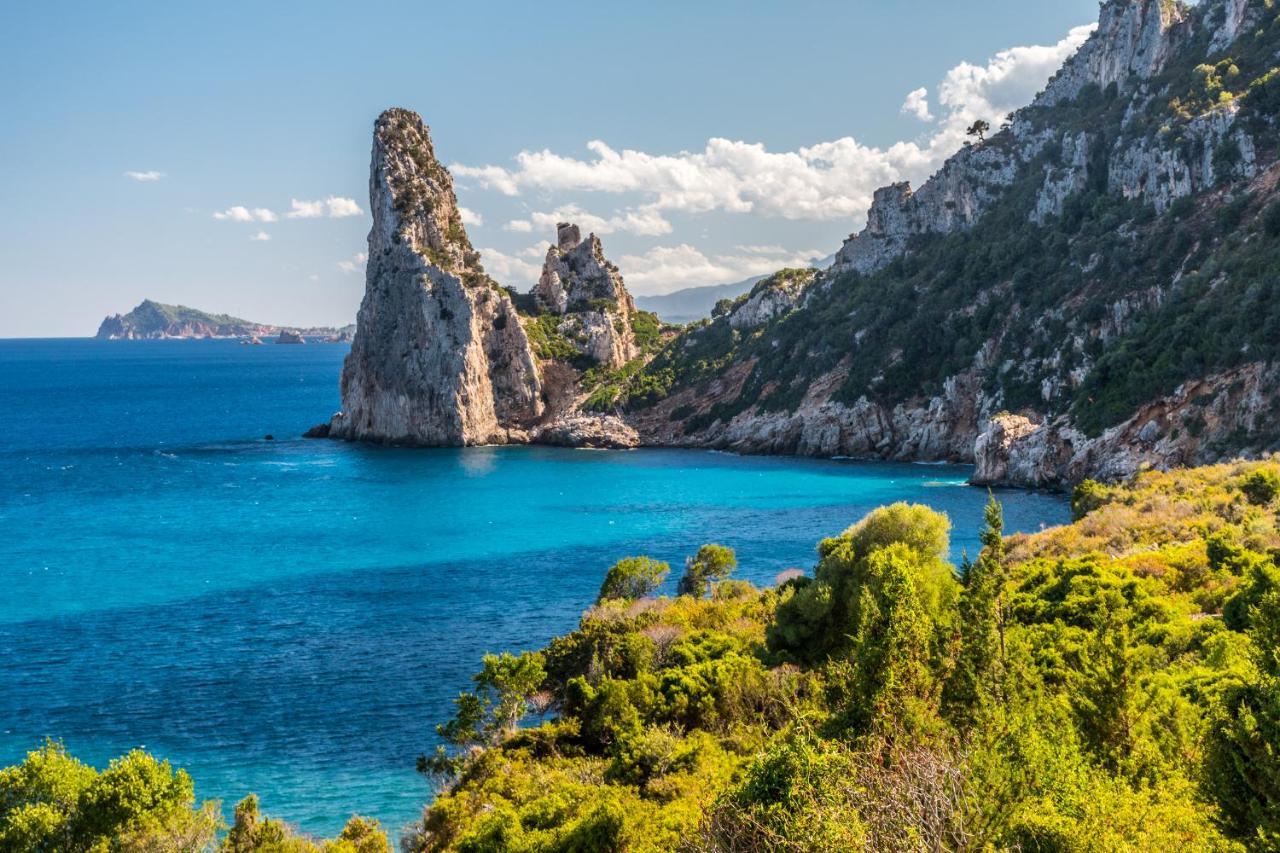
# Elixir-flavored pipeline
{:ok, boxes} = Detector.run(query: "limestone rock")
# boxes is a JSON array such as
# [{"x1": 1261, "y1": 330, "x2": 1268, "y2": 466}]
[
  {"x1": 328, "y1": 108, "x2": 543, "y2": 446},
  {"x1": 728, "y1": 269, "x2": 816, "y2": 330},
  {"x1": 1039, "y1": 0, "x2": 1188, "y2": 106},
  {"x1": 534, "y1": 414, "x2": 640, "y2": 449},
  {"x1": 533, "y1": 223, "x2": 639, "y2": 369},
  {"x1": 1108, "y1": 102, "x2": 1257, "y2": 212}
]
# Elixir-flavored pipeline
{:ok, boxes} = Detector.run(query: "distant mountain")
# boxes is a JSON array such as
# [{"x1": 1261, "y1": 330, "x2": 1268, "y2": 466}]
[
  {"x1": 634, "y1": 254, "x2": 835, "y2": 324},
  {"x1": 95, "y1": 300, "x2": 354, "y2": 341}
]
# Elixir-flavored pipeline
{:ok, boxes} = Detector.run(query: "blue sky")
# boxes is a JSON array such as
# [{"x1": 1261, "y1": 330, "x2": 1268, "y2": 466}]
[{"x1": 1, "y1": 0, "x2": 1100, "y2": 337}]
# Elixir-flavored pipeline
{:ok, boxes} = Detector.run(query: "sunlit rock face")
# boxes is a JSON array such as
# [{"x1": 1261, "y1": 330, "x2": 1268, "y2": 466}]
[{"x1": 328, "y1": 108, "x2": 542, "y2": 446}]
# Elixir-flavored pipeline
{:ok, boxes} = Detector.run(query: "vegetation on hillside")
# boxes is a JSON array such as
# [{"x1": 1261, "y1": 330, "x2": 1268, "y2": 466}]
[
  {"x1": 406, "y1": 458, "x2": 1280, "y2": 851},
  {"x1": 4, "y1": 460, "x2": 1279, "y2": 850},
  {"x1": 623, "y1": 11, "x2": 1280, "y2": 442},
  {"x1": 0, "y1": 742, "x2": 390, "y2": 852}
]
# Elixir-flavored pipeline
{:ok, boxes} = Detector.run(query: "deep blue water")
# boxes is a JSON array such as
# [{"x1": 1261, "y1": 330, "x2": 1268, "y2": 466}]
[{"x1": 0, "y1": 338, "x2": 1070, "y2": 838}]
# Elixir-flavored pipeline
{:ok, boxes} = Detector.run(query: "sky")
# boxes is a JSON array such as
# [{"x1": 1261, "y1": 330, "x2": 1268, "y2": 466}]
[{"x1": 0, "y1": 0, "x2": 1102, "y2": 338}]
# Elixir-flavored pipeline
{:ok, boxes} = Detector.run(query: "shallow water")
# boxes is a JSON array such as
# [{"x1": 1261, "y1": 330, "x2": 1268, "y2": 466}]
[{"x1": 0, "y1": 339, "x2": 1070, "y2": 836}]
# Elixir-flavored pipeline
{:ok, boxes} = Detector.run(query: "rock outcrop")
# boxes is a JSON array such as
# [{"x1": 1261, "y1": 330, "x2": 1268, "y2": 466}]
[
  {"x1": 727, "y1": 269, "x2": 816, "y2": 330},
  {"x1": 534, "y1": 224, "x2": 639, "y2": 369},
  {"x1": 629, "y1": 0, "x2": 1280, "y2": 488},
  {"x1": 1039, "y1": 0, "x2": 1188, "y2": 106},
  {"x1": 974, "y1": 363, "x2": 1280, "y2": 489},
  {"x1": 327, "y1": 109, "x2": 542, "y2": 446}
]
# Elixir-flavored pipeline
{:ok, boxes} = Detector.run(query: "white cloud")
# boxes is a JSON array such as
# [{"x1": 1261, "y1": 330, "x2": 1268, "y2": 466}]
[
  {"x1": 309, "y1": 274, "x2": 321, "y2": 282},
  {"x1": 453, "y1": 23, "x2": 1094, "y2": 230},
  {"x1": 249, "y1": 231, "x2": 271, "y2": 242},
  {"x1": 325, "y1": 196, "x2": 364, "y2": 217},
  {"x1": 506, "y1": 204, "x2": 672, "y2": 237},
  {"x1": 213, "y1": 206, "x2": 277, "y2": 222},
  {"x1": 288, "y1": 196, "x2": 364, "y2": 219},
  {"x1": 479, "y1": 245, "x2": 544, "y2": 286},
  {"x1": 618, "y1": 244, "x2": 823, "y2": 294},
  {"x1": 337, "y1": 251, "x2": 368, "y2": 274},
  {"x1": 901, "y1": 87, "x2": 934, "y2": 122},
  {"x1": 459, "y1": 206, "x2": 484, "y2": 226},
  {"x1": 124, "y1": 170, "x2": 164, "y2": 182}
]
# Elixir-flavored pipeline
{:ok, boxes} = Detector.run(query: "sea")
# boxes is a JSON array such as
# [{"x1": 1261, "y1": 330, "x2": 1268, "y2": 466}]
[{"x1": 0, "y1": 338, "x2": 1071, "y2": 838}]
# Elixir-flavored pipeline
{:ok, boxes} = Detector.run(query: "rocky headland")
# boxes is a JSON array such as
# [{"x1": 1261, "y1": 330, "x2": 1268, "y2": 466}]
[
  {"x1": 96, "y1": 299, "x2": 354, "y2": 342},
  {"x1": 319, "y1": 0, "x2": 1280, "y2": 489}
]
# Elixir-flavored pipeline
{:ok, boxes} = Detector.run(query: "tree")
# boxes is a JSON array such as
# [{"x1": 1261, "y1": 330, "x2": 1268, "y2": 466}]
[
  {"x1": 597, "y1": 556, "x2": 670, "y2": 603},
  {"x1": 768, "y1": 503, "x2": 957, "y2": 668},
  {"x1": 1205, "y1": 579, "x2": 1280, "y2": 846},
  {"x1": 966, "y1": 119, "x2": 991, "y2": 144},
  {"x1": 224, "y1": 794, "x2": 390, "y2": 852},
  {"x1": 944, "y1": 495, "x2": 1009, "y2": 725},
  {"x1": 1241, "y1": 467, "x2": 1280, "y2": 506},
  {"x1": 677, "y1": 544, "x2": 737, "y2": 598},
  {"x1": 420, "y1": 651, "x2": 547, "y2": 778}
]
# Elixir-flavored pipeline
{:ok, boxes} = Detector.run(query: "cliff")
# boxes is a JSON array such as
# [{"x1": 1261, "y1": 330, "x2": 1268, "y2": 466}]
[
  {"x1": 322, "y1": 110, "x2": 649, "y2": 448},
  {"x1": 623, "y1": 0, "x2": 1280, "y2": 489},
  {"x1": 533, "y1": 223, "x2": 639, "y2": 369},
  {"x1": 326, "y1": 109, "x2": 543, "y2": 446}
]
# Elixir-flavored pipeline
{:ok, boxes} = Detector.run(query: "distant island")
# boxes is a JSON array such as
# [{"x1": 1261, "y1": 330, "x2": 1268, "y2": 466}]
[{"x1": 95, "y1": 299, "x2": 355, "y2": 342}]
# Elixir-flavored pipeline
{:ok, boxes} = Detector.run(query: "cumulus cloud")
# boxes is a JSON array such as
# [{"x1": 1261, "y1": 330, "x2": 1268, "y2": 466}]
[
  {"x1": 618, "y1": 244, "x2": 823, "y2": 294},
  {"x1": 213, "y1": 206, "x2": 277, "y2": 222},
  {"x1": 337, "y1": 251, "x2": 368, "y2": 274},
  {"x1": 479, "y1": 246, "x2": 543, "y2": 286},
  {"x1": 288, "y1": 196, "x2": 364, "y2": 219},
  {"x1": 901, "y1": 87, "x2": 934, "y2": 122},
  {"x1": 453, "y1": 24, "x2": 1094, "y2": 229},
  {"x1": 124, "y1": 170, "x2": 164, "y2": 182},
  {"x1": 506, "y1": 204, "x2": 672, "y2": 237},
  {"x1": 459, "y1": 206, "x2": 484, "y2": 226},
  {"x1": 249, "y1": 231, "x2": 271, "y2": 242}
]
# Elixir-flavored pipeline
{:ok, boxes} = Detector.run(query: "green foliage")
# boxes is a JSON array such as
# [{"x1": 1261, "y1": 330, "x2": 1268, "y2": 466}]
[
  {"x1": 0, "y1": 741, "x2": 221, "y2": 853},
  {"x1": 596, "y1": 557, "x2": 670, "y2": 603},
  {"x1": 768, "y1": 503, "x2": 956, "y2": 668},
  {"x1": 677, "y1": 544, "x2": 737, "y2": 598},
  {"x1": 1242, "y1": 468, "x2": 1280, "y2": 506},
  {"x1": 618, "y1": 17, "x2": 1280, "y2": 440},
  {"x1": 416, "y1": 465, "x2": 1274, "y2": 850},
  {"x1": 522, "y1": 314, "x2": 577, "y2": 361},
  {"x1": 223, "y1": 793, "x2": 390, "y2": 852}
]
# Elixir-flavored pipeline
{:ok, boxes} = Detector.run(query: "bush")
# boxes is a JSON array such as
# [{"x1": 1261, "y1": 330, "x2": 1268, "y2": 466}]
[
  {"x1": 597, "y1": 557, "x2": 670, "y2": 603},
  {"x1": 677, "y1": 544, "x2": 737, "y2": 598},
  {"x1": 1242, "y1": 468, "x2": 1280, "y2": 506}
]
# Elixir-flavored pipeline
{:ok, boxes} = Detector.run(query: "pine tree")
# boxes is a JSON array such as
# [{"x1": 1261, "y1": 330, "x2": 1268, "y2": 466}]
[{"x1": 944, "y1": 494, "x2": 1008, "y2": 727}]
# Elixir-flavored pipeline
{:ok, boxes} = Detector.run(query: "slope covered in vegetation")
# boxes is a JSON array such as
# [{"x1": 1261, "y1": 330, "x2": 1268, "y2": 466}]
[
  {"x1": 623, "y1": 0, "x2": 1280, "y2": 487},
  {"x1": 406, "y1": 458, "x2": 1280, "y2": 851}
]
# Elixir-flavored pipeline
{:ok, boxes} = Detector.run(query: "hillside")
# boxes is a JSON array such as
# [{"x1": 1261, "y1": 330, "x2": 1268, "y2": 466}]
[
  {"x1": 8, "y1": 458, "x2": 1278, "y2": 850},
  {"x1": 614, "y1": 0, "x2": 1280, "y2": 488},
  {"x1": 96, "y1": 299, "x2": 354, "y2": 340},
  {"x1": 406, "y1": 458, "x2": 1280, "y2": 850}
]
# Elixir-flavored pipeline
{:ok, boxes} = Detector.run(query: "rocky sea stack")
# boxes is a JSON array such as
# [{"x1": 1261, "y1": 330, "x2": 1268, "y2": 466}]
[
  {"x1": 324, "y1": 109, "x2": 647, "y2": 448},
  {"x1": 326, "y1": 109, "x2": 543, "y2": 446}
]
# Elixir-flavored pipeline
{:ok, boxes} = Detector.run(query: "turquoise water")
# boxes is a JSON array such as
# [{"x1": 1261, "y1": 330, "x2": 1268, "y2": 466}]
[{"x1": 0, "y1": 339, "x2": 1070, "y2": 837}]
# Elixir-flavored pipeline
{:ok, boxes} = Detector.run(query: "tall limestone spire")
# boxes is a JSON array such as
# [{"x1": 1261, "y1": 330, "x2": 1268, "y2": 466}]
[{"x1": 327, "y1": 109, "x2": 543, "y2": 445}]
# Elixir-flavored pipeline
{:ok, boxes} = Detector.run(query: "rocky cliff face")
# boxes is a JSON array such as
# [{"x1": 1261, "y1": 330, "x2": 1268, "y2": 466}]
[
  {"x1": 534, "y1": 223, "x2": 639, "y2": 369},
  {"x1": 327, "y1": 109, "x2": 542, "y2": 445},
  {"x1": 627, "y1": 0, "x2": 1280, "y2": 488}
]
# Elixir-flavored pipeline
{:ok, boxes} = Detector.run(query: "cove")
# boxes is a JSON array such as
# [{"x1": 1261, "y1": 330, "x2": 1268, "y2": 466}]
[{"x1": 0, "y1": 339, "x2": 1070, "y2": 835}]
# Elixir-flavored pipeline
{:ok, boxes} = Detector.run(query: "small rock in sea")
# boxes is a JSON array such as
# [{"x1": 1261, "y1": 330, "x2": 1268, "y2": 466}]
[
  {"x1": 264, "y1": 434, "x2": 275, "y2": 441},
  {"x1": 302, "y1": 423, "x2": 331, "y2": 439}
]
